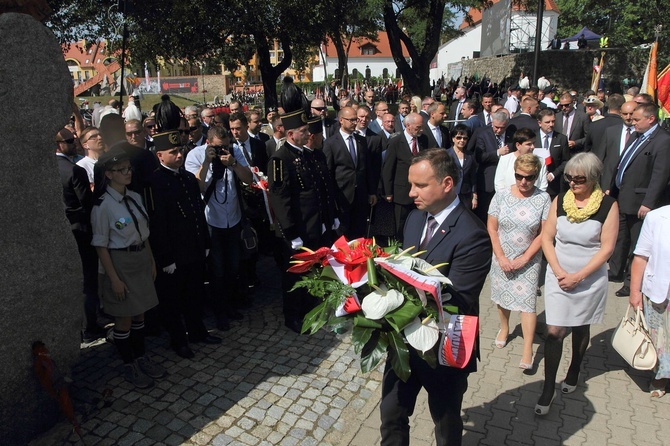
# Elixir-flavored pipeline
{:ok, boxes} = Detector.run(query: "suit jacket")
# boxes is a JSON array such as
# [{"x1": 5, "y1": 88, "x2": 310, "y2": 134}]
[
  {"x1": 464, "y1": 115, "x2": 484, "y2": 131},
  {"x1": 507, "y1": 113, "x2": 539, "y2": 134},
  {"x1": 57, "y1": 155, "x2": 92, "y2": 231},
  {"x1": 535, "y1": 131, "x2": 569, "y2": 197},
  {"x1": 419, "y1": 110, "x2": 429, "y2": 125},
  {"x1": 467, "y1": 125, "x2": 513, "y2": 194},
  {"x1": 250, "y1": 132, "x2": 270, "y2": 144},
  {"x1": 394, "y1": 114, "x2": 404, "y2": 132},
  {"x1": 382, "y1": 132, "x2": 429, "y2": 205},
  {"x1": 597, "y1": 124, "x2": 631, "y2": 190},
  {"x1": 554, "y1": 110, "x2": 589, "y2": 152},
  {"x1": 476, "y1": 111, "x2": 492, "y2": 126},
  {"x1": 403, "y1": 203, "x2": 492, "y2": 372},
  {"x1": 368, "y1": 118, "x2": 382, "y2": 135},
  {"x1": 583, "y1": 113, "x2": 622, "y2": 153},
  {"x1": 359, "y1": 128, "x2": 383, "y2": 192},
  {"x1": 240, "y1": 136, "x2": 269, "y2": 171},
  {"x1": 610, "y1": 126, "x2": 670, "y2": 215},
  {"x1": 446, "y1": 99, "x2": 465, "y2": 128},
  {"x1": 422, "y1": 122, "x2": 451, "y2": 149},
  {"x1": 323, "y1": 117, "x2": 338, "y2": 139},
  {"x1": 322, "y1": 131, "x2": 375, "y2": 211},
  {"x1": 447, "y1": 148, "x2": 477, "y2": 205}
]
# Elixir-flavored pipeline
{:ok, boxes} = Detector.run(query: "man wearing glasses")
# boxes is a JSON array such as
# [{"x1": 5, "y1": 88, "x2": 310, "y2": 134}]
[
  {"x1": 56, "y1": 127, "x2": 104, "y2": 344},
  {"x1": 125, "y1": 119, "x2": 151, "y2": 151},
  {"x1": 310, "y1": 98, "x2": 336, "y2": 139},
  {"x1": 553, "y1": 92, "x2": 589, "y2": 154},
  {"x1": 77, "y1": 127, "x2": 105, "y2": 187},
  {"x1": 200, "y1": 108, "x2": 215, "y2": 133}
]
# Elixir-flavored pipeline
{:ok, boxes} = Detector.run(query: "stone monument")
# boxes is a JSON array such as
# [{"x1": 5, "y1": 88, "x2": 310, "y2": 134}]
[{"x1": 0, "y1": 10, "x2": 82, "y2": 444}]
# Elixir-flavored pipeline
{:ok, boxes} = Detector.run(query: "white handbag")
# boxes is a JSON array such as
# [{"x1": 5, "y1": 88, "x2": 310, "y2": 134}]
[{"x1": 611, "y1": 305, "x2": 658, "y2": 371}]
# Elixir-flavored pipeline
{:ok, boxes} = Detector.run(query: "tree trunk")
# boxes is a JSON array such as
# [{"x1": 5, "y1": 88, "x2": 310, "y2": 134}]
[
  {"x1": 331, "y1": 31, "x2": 349, "y2": 86},
  {"x1": 255, "y1": 31, "x2": 293, "y2": 111},
  {"x1": 382, "y1": 0, "x2": 445, "y2": 97}
]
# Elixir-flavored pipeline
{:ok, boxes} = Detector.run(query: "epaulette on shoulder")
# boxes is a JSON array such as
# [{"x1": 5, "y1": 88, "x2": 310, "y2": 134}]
[{"x1": 271, "y1": 158, "x2": 283, "y2": 186}]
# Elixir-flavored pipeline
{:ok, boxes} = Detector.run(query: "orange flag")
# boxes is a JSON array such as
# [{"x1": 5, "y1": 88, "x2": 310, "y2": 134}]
[
  {"x1": 657, "y1": 64, "x2": 670, "y2": 115},
  {"x1": 641, "y1": 42, "x2": 658, "y2": 102}
]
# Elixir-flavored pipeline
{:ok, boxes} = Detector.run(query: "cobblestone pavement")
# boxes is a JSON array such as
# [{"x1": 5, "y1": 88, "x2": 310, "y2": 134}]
[{"x1": 29, "y1": 256, "x2": 670, "y2": 446}]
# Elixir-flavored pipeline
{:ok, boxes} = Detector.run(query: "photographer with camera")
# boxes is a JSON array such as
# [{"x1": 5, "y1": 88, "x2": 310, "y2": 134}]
[{"x1": 185, "y1": 126, "x2": 253, "y2": 331}]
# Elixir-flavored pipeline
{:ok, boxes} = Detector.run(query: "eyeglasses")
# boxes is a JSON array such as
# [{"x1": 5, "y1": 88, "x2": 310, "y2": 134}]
[
  {"x1": 564, "y1": 173, "x2": 587, "y2": 184},
  {"x1": 57, "y1": 138, "x2": 75, "y2": 144},
  {"x1": 558, "y1": 103, "x2": 572, "y2": 108},
  {"x1": 203, "y1": 114, "x2": 215, "y2": 118},
  {"x1": 210, "y1": 144, "x2": 228, "y2": 150},
  {"x1": 312, "y1": 106, "x2": 326, "y2": 111},
  {"x1": 514, "y1": 173, "x2": 537, "y2": 182},
  {"x1": 109, "y1": 166, "x2": 133, "y2": 174},
  {"x1": 126, "y1": 130, "x2": 143, "y2": 136},
  {"x1": 341, "y1": 117, "x2": 358, "y2": 123},
  {"x1": 83, "y1": 133, "x2": 101, "y2": 143},
  {"x1": 454, "y1": 136, "x2": 468, "y2": 141},
  {"x1": 189, "y1": 126, "x2": 200, "y2": 131},
  {"x1": 144, "y1": 124, "x2": 155, "y2": 129},
  {"x1": 179, "y1": 129, "x2": 191, "y2": 135}
]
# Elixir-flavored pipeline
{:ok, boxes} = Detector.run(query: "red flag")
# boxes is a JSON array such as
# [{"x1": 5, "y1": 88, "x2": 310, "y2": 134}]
[{"x1": 657, "y1": 64, "x2": 670, "y2": 115}]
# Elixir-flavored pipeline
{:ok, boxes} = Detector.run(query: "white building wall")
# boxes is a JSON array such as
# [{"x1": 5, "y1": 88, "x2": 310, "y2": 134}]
[{"x1": 430, "y1": 26, "x2": 481, "y2": 82}]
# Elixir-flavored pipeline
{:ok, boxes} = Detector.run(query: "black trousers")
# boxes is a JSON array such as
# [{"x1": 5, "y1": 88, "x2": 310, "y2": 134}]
[
  {"x1": 394, "y1": 203, "x2": 415, "y2": 243},
  {"x1": 473, "y1": 190, "x2": 494, "y2": 224},
  {"x1": 380, "y1": 349, "x2": 469, "y2": 446},
  {"x1": 72, "y1": 229, "x2": 100, "y2": 330},
  {"x1": 154, "y1": 259, "x2": 209, "y2": 347}
]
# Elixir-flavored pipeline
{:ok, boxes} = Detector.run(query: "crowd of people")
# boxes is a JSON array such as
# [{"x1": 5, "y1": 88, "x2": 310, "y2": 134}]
[{"x1": 55, "y1": 78, "x2": 670, "y2": 444}]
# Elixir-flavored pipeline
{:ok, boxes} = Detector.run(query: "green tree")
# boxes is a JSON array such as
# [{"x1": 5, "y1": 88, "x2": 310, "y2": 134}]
[{"x1": 383, "y1": 0, "x2": 483, "y2": 96}]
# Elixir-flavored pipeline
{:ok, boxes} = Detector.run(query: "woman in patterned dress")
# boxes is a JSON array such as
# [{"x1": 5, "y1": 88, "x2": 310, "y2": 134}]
[
  {"x1": 630, "y1": 204, "x2": 670, "y2": 398},
  {"x1": 535, "y1": 152, "x2": 618, "y2": 415},
  {"x1": 488, "y1": 154, "x2": 551, "y2": 369}
]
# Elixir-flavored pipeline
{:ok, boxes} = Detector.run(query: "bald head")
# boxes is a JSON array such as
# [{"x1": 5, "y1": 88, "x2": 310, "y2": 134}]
[{"x1": 621, "y1": 101, "x2": 637, "y2": 126}]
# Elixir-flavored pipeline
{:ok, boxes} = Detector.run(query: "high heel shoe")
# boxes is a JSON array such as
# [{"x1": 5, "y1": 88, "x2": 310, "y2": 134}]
[
  {"x1": 560, "y1": 381, "x2": 577, "y2": 394},
  {"x1": 519, "y1": 360, "x2": 533, "y2": 370},
  {"x1": 493, "y1": 329, "x2": 508, "y2": 349},
  {"x1": 534, "y1": 393, "x2": 555, "y2": 416}
]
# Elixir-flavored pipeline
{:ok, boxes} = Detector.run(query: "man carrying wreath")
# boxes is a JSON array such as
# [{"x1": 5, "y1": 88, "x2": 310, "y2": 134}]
[{"x1": 379, "y1": 148, "x2": 492, "y2": 446}]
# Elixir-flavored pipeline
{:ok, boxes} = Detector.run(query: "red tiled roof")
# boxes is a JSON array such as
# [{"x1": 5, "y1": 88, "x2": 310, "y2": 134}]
[
  {"x1": 322, "y1": 31, "x2": 409, "y2": 58},
  {"x1": 460, "y1": 0, "x2": 560, "y2": 30}
]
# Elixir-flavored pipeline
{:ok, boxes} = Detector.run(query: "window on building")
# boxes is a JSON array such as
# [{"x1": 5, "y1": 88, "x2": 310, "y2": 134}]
[{"x1": 362, "y1": 47, "x2": 375, "y2": 55}]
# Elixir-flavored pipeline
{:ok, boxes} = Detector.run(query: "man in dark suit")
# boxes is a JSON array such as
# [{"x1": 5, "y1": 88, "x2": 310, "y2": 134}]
[
  {"x1": 446, "y1": 86, "x2": 466, "y2": 129},
  {"x1": 394, "y1": 100, "x2": 411, "y2": 131},
  {"x1": 476, "y1": 93, "x2": 494, "y2": 126},
  {"x1": 229, "y1": 112, "x2": 270, "y2": 297},
  {"x1": 380, "y1": 148, "x2": 492, "y2": 446},
  {"x1": 583, "y1": 94, "x2": 625, "y2": 153},
  {"x1": 323, "y1": 107, "x2": 378, "y2": 239},
  {"x1": 265, "y1": 114, "x2": 286, "y2": 156},
  {"x1": 553, "y1": 92, "x2": 589, "y2": 153},
  {"x1": 467, "y1": 110, "x2": 512, "y2": 222},
  {"x1": 535, "y1": 109, "x2": 569, "y2": 198},
  {"x1": 369, "y1": 101, "x2": 388, "y2": 134},
  {"x1": 356, "y1": 106, "x2": 383, "y2": 193},
  {"x1": 379, "y1": 112, "x2": 397, "y2": 152},
  {"x1": 419, "y1": 97, "x2": 435, "y2": 124},
  {"x1": 382, "y1": 112, "x2": 429, "y2": 240},
  {"x1": 609, "y1": 103, "x2": 670, "y2": 296},
  {"x1": 246, "y1": 109, "x2": 271, "y2": 143},
  {"x1": 310, "y1": 98, "x2": 337, "y2": 139},
  {"x1": 507, "y1": 96, "x2": 540, "y2": 134},
  {"x1": 599, "y1": 101, "x2": 636, "y2": 282},
  {"x1": 461, "y1": 99, "x2": 483, "y2": 131},
  {"x1": 422, "y1": 102, "x2": 450, "y2": 149}
]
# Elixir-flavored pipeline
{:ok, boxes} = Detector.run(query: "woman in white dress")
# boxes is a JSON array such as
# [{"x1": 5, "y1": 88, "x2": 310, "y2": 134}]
[
  {"x1": 494, "y1": 128, "x2": 548, "y2": 192},
  {"x1": 488, "y1": 154, "x2": 550, "y2": 369},
  {"x1": 535, "y1": 153, "x2": 618, "y2": 415}
]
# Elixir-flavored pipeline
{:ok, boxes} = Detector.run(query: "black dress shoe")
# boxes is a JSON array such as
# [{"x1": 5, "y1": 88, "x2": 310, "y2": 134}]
[
  {"x1": 227, "y1": 310, "x2": 244, "y2": 321},
  {"x1": 190, "y1": 334, "x2": 222, "y2": 344},
  {"x1": 216, "y1": 317, "x2": 231, "y2": 332},
  {"x1": 284, "y1": 319, "x2": 302, "y2": 334},
  {"x1": 174, "y1": 346, "x2": 195, "y2": 359},
  {"x1": 615, "y1": 285, "x2": 630, "y2": 297}
]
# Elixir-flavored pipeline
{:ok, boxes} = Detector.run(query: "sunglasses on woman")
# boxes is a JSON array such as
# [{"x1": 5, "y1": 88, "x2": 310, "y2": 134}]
[
  {"x1": 564, "y1": 174, "x2": 587, "y2": 184},
  {"x1": 514, "y1": 173, "x2": 537, "y2": 182}
]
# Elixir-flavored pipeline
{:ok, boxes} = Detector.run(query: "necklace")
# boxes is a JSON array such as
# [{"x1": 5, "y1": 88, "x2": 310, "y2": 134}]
[{"x1": 562, "y1": 185, "x2": 603, "y2": 223}]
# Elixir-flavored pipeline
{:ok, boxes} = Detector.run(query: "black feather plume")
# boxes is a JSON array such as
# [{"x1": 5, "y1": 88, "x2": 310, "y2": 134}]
[
  {"x1": 279, "y1": 76, "x2": 310, "y2": 115},
  {"x1": 154, "y1": 94, "x2": 182, "y2": 132}
]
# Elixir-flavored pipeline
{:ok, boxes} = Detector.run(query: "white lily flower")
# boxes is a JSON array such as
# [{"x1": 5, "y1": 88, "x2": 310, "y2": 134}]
[
  {"x1": 361, "y1": 285, "x2": 404, "y2": 320},
  {"x1": 404, "y1": 317, "x2": 440, "y2": 353}
]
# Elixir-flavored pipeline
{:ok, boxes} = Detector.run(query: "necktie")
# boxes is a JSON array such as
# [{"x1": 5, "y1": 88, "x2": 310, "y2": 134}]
[
  {"x1": 625, "y1": 127, "x2": 632, "y2": 146},
  {"x1": 543, "y1": 134, "x2": 549, "y2": 149},
  {"x1": 411, "y1": 137, "x2": 418, "y2": 155},
  {"x1": 486, "y1": 113, "x2": 491, "y2": 125},
  {"x1": 496, "y1": 135, "x2": 504, "y2": 147},
  {"x1": 563, "y1": 114, "x2": 570, "y2": 136},
  {"x1": 419, "y1": 216, "x2": 438, "y2": 250},
  {"x1": 615, "y1": 135, "x2": 645, "y2": 187},
  {"x1": 122, "y1": 195, "x2": 149, "y2": 240},
  {"x1": 434, "y1": 127, "x2": 442, "y2": 147},
  {"x1": 455, "y1": 101, "x2": 463, "y2": 118},
  {"x1": 253, "y1": 134, "x2": 260, "y2": 140},
  {"x1": 348, "y1": 135, "x2": 357, "y2": 166}
]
